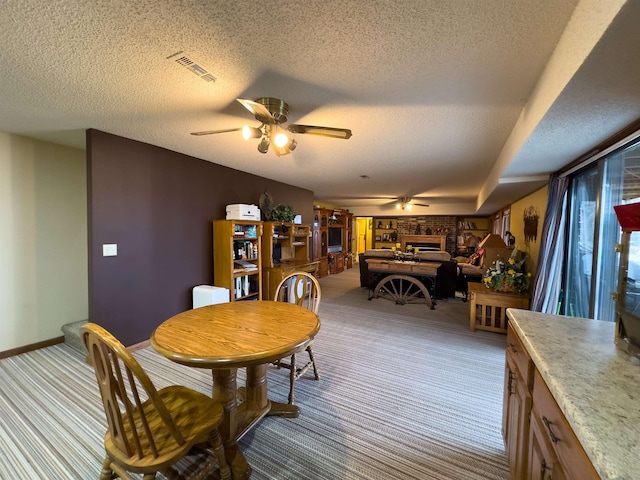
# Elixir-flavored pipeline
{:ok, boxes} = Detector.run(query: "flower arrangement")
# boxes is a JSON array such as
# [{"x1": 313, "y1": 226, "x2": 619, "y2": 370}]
[{"x1": 483, "y1": 255, "x2": 532, "y2": 294}]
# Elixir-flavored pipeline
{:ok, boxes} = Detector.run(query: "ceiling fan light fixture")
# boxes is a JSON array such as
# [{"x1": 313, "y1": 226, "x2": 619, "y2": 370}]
[
  {"x1": 272, "y1": 129, "x2": 297, "y2": 156},
  {"x1": 273, "y1": 132, "x2": 289, "y2": 148},
  {"x1": 273, "y1": 138, "x2": 297, "y2": 156},
  {"x1": 257, "y1": 136, "x2": 270, "y2": 154},
  {"x1": 242, "y1": 125, "x2": 262, "y2": 140},
  {"x1": 396, "y1": 199, "x2": 413, "y2": 210},
  {"x1": 191, "y1": 97, "x2": 352, "y2": 155}
]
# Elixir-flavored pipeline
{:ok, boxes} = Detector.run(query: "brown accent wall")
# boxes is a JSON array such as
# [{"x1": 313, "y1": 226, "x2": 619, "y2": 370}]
[{"x1": 87, "y1": 130, "x2": 313, "y2": 345}]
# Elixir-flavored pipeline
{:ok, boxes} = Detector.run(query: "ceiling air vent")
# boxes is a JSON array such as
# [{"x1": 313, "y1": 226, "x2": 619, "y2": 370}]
[{"x1": 166, "y1": 51, "x2": 217, "y2": 83}]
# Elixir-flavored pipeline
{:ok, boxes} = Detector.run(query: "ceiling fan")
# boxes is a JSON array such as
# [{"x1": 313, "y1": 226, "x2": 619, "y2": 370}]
[
  {"x1": 394, "y1": 197, "x2": 430, "y2": 211},
  {"x1": 191, "y1": 97, "x2": 352, "y2": 156}
]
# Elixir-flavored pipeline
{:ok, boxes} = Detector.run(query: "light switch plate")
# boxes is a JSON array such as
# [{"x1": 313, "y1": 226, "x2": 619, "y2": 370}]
[{"x1": 102, "y1": 244, "x2": 118, "y2": 257}]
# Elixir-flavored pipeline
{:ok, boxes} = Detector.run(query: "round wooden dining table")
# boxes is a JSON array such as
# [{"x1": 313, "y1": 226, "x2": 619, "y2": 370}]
[{"x1": 150, "y1": 300, "x2": 320, "y2": 480}]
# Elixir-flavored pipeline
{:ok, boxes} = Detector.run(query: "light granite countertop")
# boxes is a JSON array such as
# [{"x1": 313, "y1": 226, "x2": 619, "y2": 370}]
[{"x1": 507, "y1": 309, "x2": 640, "y2": 480}]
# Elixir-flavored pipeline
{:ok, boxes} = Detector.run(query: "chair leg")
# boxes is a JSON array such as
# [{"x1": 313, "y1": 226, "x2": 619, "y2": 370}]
[
  {"x1": 99, "y1": 457, "x2": 115, "y2": 480},
  {"x1": 110, "y1": 462, "x2": 136, "y2": 480},
  {"x1": 210, "y1": 429, "x2": 232, "y2": 480},
  {"x1": 288, "y1": 353, "x2": 296, "y2": 404},
  {"x1": 307, "y1": 346, "x2": 320, "y2": 380}
]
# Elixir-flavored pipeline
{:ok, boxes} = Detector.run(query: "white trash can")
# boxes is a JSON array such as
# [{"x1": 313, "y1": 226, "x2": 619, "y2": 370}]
[{"x1": 192, "y1": 285, "x2": 230, "y2": 308}]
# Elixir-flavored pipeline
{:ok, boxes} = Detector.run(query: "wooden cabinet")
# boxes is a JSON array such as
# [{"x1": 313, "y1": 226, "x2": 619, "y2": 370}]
[
  {"x1": 262, "y1": 222, "x2": 311, "y2": 267},
  {"x1": 213, "y1": 219, "x2": 262, "y2": 301},
  {"x1": 529, "y1": 370, "x2": 599, "y2": 480},
  {"x1": 502, "y1": 327, "x2": 532, "y2": 480},
  {"x1": 344, "y1": 212, "x2": 353, "y2": 267},
  {"x1": 313, "y1": 207, "x2": 352, "y2": 277},
  {"x1": 527, "y1": 412, "x2": 568, "y2": 480},
  {"x1": 312, "y1": 212, "x2": 322, "y2": 262},
  {"x1": 261, "y1": 222, "x2": 318, "y2": 299},
  {"x1": 503, "y1": 324, "x2": 599, "y2": 480},
  {"x1": 312, "y1": 208, "x2": 330, "y2": 277},
  {"x1": 329, "y1": 252, "x2": 344, "y2": 274}
]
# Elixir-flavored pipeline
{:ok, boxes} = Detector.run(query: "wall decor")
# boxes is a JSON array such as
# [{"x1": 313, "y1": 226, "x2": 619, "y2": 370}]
[{"x1": 523, "y1": 206, "x2": 539, "y2": 244}]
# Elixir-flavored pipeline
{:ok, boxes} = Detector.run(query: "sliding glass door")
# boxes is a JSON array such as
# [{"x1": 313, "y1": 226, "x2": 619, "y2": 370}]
[
  {"x1": 594, "y1": 153, "x2": 624, "y2": 321},
  {"x1": 563, "y1": 139, "x2": 640, "y2": 321}
]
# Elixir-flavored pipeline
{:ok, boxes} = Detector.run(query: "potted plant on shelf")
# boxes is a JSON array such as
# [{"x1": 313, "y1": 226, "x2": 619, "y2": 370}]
[{"x1": 269, "y1": 204, "x2": 296, "y2": 223}]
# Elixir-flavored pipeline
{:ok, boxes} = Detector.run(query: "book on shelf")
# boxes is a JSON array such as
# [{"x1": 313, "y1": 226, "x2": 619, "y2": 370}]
[{"x1": 234, "y1": 260, "x2": 258, "y2": 271}]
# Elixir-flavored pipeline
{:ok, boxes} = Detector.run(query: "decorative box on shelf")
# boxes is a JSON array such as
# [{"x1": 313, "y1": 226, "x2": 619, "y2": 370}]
[{"x1": 468, "y1": 283, "x2": 530, "y2": 333}]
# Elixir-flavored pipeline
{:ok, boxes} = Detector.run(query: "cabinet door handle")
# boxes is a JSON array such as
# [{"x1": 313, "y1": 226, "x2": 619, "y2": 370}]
[
  {"x1": 542, "y1": 415, "x2": 560, "y2": 444},
  {"x1": 540, "y1": 458, "x2": 547, "y2": 480},
  {"x1": 508, "y1": 342, "x2": 517, "y2": 353},
  {"x1": 507, "y1": 370, "x2": 514, "y2": 395}
]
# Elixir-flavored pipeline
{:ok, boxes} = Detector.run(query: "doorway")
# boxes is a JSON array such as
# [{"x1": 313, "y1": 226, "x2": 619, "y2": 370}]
[{"x1": 354, "y1": 217, "x2": 373, "y2": 259}]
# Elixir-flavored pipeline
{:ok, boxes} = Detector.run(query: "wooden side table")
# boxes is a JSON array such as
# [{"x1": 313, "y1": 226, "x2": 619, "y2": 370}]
[{"x1": 468, "y1": 282, "x2": 530, "y2": 333}]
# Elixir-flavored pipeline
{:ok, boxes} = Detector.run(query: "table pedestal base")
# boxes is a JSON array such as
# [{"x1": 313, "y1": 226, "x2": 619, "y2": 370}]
[
  {"x1": 268, "y1": 401, "x2": 300, "y2": 418},
  {"x1": 212, "y1": 364, "x2": 301, "y2": 478}
]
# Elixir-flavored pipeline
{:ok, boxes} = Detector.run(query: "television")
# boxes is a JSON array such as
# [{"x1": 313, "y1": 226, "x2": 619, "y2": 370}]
[{"x1": 328, "y1": 227, "x2": 343, "y2": 253}]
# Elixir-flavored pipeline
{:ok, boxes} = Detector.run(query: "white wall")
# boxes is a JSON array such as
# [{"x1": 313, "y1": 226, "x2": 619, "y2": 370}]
[{"x1": 0, "y1": 132, "x2": 87, "y2": 351}]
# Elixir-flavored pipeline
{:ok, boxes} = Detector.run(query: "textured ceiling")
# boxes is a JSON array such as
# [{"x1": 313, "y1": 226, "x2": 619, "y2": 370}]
[{"x1": 1, "y1": 0, "x2": 640, "y2": 216}]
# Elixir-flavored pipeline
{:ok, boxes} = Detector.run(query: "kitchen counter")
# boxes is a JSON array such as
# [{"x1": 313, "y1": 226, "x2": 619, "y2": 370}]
[{"x1": 507, "y1": 309, "x2": 640, "y2": 480}]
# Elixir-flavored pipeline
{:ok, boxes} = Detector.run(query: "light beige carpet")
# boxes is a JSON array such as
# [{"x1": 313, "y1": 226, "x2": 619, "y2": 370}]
[{"x1": 0, "y1": 266, "x2": 509, "y2": 479}]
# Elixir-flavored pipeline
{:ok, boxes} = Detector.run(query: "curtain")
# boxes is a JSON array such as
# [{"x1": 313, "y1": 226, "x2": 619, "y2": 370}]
[
  {"x1": 564, "y1": 170, "x2": 598, "y2": 318},
  {"x1": 530, "y1": 174, "x2": 568, "y2": 312}
]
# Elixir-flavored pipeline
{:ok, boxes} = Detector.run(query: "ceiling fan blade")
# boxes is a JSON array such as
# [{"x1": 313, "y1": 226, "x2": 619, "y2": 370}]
[
  {"x1": 382, "y1": 203, "x2": 399, "y2": 210},
  {"x1": 237, "y1": 98, "x2": 275, "y2": 124},
  {"x1": 191, "y1": 127, "x2": 243, "y2": 136},
  {"x1": 288, "y1": 124, "x2": 352, "y2": 139},
  {"x1": 396, "y1": 196, "x2": 430, "y2": 208}
]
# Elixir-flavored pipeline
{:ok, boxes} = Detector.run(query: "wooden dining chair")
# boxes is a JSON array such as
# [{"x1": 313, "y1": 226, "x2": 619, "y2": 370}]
[
  {"x1": 273, "y1": 271, "x2": 321, "y2": 404},
  {"x1": 81, "y1": 323, "x2": 231, "y2": 480}
]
